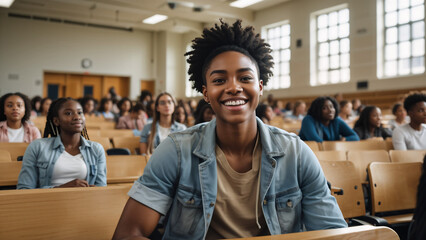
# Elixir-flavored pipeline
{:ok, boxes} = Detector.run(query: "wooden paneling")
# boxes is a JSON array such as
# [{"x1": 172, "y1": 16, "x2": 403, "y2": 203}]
[
  {"x1": 103, "y1": 76, "x2": 130, "y2": 99},
  {"x1": 141, "y1": 80, "x2": 155, "y2": 95},
  {"x1": 65, "y1": 74, "x2": 82, "y2": 99},
  {"x1": 43, "y1": 73, "x2": 66, "y2": 98},
  {"x1": 82, "y1": 75, "x2": 103, "y2": 100}
]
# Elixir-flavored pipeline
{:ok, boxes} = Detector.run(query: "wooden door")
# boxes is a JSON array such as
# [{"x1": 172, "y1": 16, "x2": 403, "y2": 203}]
[
  {"x1": 65, "y1": 74, "x2": 82, "y2": 99},
  {"x1": 44, "y1": 73, "x2": 66, "y2": 99},
  {"x1": 140, "y1": 80, "x2": 155, "y2": 95},
  {"x1": 103, "y1": 76, "x2": 130, "y2": 99},
  {"x1": 82, "y1": 76, "x2": 103, "y2": 101}
]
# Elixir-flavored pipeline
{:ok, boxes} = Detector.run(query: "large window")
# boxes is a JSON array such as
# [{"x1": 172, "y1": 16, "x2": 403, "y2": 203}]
[
  {"x1": 311, "y1": 6, "x2": 350, "y2": 86},
  {"x1": 262, "y1": 21, "x2": 291, "y2": 89},
  {"x1": 378, "y1": 0, "x2": 425, "y2": 77}
]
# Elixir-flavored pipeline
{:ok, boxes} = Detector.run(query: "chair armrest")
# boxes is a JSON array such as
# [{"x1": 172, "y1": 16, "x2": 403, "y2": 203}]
[{"x1": 350, "y1": 215, "x2": 389, "y2": 227}]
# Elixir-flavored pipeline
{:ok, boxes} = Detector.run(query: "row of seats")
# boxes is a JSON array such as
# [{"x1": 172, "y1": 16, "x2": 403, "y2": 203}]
[{"x1": 305, "y1": 139, "x2": 394, "y2": 151}]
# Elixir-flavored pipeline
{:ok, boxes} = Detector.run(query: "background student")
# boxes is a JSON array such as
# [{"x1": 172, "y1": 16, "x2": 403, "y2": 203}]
[{"x1": 353, "y1": 106, "x2": 392, "y2": 140}]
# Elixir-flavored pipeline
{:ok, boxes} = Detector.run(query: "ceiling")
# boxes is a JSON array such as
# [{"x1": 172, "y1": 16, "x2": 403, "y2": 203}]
[{"x1": 2, "y1": 0, "x2": 293, "y2": 33}]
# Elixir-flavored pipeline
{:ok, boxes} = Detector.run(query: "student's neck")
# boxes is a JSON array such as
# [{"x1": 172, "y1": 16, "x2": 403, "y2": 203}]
[
  {"x1": 321, "y1": 119, "x2": 331, "y2": 126},
  {"x1": 409, "y1": 121, "x2": 422, "y2": 131},
  {"x1": 396, "y1": 117, "x2": 405, "y2": 124},
  {"x1": 159, "y1": 115, "x2": 172, "y2": 128},
  {"x1": 369, "y1": 126, "x2": 376, "y2": 135},
  {"x1": 60, "y1": 132, "x2": 81, "y2": 150},
  {"x1": 6, "y1": 120, "x2": 22, "y2": 129}
]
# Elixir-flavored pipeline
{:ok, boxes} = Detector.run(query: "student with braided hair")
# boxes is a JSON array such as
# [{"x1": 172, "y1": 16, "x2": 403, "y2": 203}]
[
  {"x1": 17, "y1": 97, "x2": 106, "y2": 189},
  {"x1": 113, "y1": 19, "x2": 346, "y2": 240}
]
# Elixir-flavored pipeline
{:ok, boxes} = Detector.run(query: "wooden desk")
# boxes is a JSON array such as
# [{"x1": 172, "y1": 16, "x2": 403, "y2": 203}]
[
  {"x1": 0, "y1": 185, "x2": 131, "y2": 240},
  {"x1": 106, "y1": 155, "x2": 147, "y2": 184},
  {"x1": 227, "y1": 226, "x2": 399, "y2": 240},
  {"x1": 0, "y1": 161, "x2": 22, "y2": 186}
]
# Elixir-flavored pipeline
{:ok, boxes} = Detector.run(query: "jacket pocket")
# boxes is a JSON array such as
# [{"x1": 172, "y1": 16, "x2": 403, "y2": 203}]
[
  {"x1": 169, "y1": 188, "x2": 204, "y2": 236},
  {"x1": 275, "y1": 188, "x2": 303, "y2": 233},
  {"x1": 36, "y1": 161, "x2": 49, "y2": 180}
]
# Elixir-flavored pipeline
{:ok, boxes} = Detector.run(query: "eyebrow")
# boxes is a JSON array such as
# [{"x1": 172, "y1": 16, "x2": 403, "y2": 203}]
[{"x1": 209, "y1": 67, "x2": 255, "y2": 76}]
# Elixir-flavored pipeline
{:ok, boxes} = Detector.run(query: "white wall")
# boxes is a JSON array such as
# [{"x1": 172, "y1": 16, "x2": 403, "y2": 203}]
[
  {"x1": 254, "y1": 0, "x2": 426, "y2": 99},
  {"x1": 0, "y1": 12, "x2": 153, "y2": 99}
]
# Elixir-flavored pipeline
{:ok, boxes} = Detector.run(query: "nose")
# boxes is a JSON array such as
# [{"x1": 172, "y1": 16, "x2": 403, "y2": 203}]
[{"x1": 225, "y1": 78, "x2": 243, "y2": 95}]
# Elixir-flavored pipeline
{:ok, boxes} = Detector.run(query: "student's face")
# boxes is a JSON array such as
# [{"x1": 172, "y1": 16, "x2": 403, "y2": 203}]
[
  {"x1": 408, "y1": 101, "x2": 426, "y2": 125},
  {"x1": 104, "y1": 100, "x2": 112, "y2": 112},
  {"x1": 35, "y1": 101, "x2": 41, "y2": 111},
  {"x1": 42, "y1": 99, "x2": 52, "y2": 113},
  {"x1": 202, "y1": 51, "x2": 263, "y2": 125},
  {"x1": 4, "y1": 95, "x2": 25, "y2": 122},
  {"x1": 121, "y1": 101, "x2": 131, "y2": 112},
  {"x1": 296, "y1": 103, "x2": 306, "y2": 115},
  {"x1": 265, "y1": 106, "x2": 274, "y2": 121},
  {"x1": 395, "y1": 105, "x2": 407, "y2": 120},
  {"x1": 203, "y1": 107, "x2": 215, "y2": 122},
  {"x1": 342, "y1": 102, "x2": 352, "y2": 115},
  {"x1": 321, "y1": 100, "x2": 335, "y2": 121},
  {"x1": 157, "y1": 95, "x2": 175, "y2": 116},
  {"x1": 369, "y1": 108, "x2": 382, "y2": 128},
  {"x1": 175, "y1": 107, "x2": 186, "y2": 123},
  {"x1": 131, "y1": 110, "x2": 145, "y2": 120},
  {"x1": 84, "y1": 100, "x2": 95, "y2": 113},
  {"x1": 54, "y1": 100, "x2": 85, "y2": 134}
]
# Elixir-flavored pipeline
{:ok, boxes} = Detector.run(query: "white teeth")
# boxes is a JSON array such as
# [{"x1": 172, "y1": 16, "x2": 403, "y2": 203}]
[{"x1": 224, "y1": 100, "x2": 246, "y2": 106}]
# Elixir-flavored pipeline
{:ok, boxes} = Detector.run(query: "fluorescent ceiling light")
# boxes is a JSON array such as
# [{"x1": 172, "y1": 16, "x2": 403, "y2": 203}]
[
  {"x1": 142, "y1": 14, "x2": 168, "y2": 24},
  {"x1": 230, "y1": 0, "x2": 263, "y2": 8},
  {"x1": 0, "y1": 0, "x2": 15, "y2": 8}
]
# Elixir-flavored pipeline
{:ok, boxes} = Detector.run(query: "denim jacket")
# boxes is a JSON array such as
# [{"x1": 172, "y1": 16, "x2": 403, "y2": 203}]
[
  {"x1": 129, "y1": 118, "x2": 347, "y2": 239},
  {"x1": 17, "y1": 135, "x2": 107, "y2": 189},
  {"x1": 139, "y1": 121, "x2": 187, "y2": 149}
]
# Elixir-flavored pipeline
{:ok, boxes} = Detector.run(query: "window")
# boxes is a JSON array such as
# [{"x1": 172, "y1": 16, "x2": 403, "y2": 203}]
[
  {"x1": 185, "y1": 44, "x2": 202, "y2": 98},
  {"x1": 378, "y1": 0, "x2": 425, "y2": 77},
  {"x1": 311, "y1": 6, "x2": 350, "y2": 86},
  {"x1": 262, "y1": 21, "x2": 291, "y2": 89}
]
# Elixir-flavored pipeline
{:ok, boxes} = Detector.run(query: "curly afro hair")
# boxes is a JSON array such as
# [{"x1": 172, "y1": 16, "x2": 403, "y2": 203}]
[
  {"x1": 404, "y1": 93, "x2": 426, "y2": 112},
  {"x1": 185, "y1": 19, "x2": 274, "y2": 93}
]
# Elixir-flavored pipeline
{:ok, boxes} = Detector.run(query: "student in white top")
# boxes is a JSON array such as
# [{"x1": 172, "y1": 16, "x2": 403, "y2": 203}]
[{"x1": 393, "y1": 93, "x2": 426, "y2": 150}]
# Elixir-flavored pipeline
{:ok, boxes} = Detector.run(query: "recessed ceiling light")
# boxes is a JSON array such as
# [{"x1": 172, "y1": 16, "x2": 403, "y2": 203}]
[
  {"x1": 142, "y1": 14, "x2": 168, "y2": 24},
  {"x1": 0, "y1": 0, "x2": 15, "y2": 8},
  {"x1": 230, "y1": 0, "x2": 263, "y2": 8}
]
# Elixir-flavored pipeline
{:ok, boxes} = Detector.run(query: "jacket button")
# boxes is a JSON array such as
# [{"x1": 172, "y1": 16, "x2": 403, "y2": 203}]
[
  {"x1": 271, "y1": 161, "x2": 276, "y2": 168},
  {"x1": 207, "y1": 213, "x2": 211, "y2": 218},
  {"x1": 263, "y1": 199, "x2": 267, "y2": 205},
  {"x1": 287, "y1": 200, "x2": 293, "y2": 208},
  {"x1": 209, "y1": 202, "x2": 214, "y2": 207}
]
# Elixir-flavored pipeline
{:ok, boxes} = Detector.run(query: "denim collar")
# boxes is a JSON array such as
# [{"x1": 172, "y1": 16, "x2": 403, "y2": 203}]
[{"x1": 52, "y1": 134, "x2": 91, "y2": 150}]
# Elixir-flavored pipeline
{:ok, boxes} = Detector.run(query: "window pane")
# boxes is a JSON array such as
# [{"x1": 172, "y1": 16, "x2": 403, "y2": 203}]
[
  {"x1": 385, "y1": 12, "x2": 398, "y2": 27},
  {"x1": 273, "y1": 51, "x2": 279, "y2": 62},
  {"x1": 385, "y1": 60, "x2": 398, "y2": 76},
  {"x1": 399, "y1": 41, "x2": 411, "y2": 58},
  {"x1": 341, "y1": 68, "x2": 350, "y2": 82},
  {"x1": 330, "y1": 70, "x2": 340, "y2": 83},
  {"x1": 398, "y1": 58, "x2": 411, "y2": 74},
  {"x1": 319, "y1": 57, "x2": 329, "y2": 70},
  {"x1": 339, "y1": 9, "x2": 349, "y2": 23},
  {"x1": 341, "y1": 53, "x2": 350, "y2": 67},
  {"x1": 330, "y1": 55, "x2": 340, "y2": 68},
  {"x1": 386, "y1": 27, "x2": 398, "y2": 43},
  {"x1": 412, "y1": 39, "x2": 425, "y2": 56},
  {"x1": 330, "y1": 40, "x2": 340, "y2": 54},
  {"x1": 339, "y1": 23, "x2": 350, "y2": 38},
  {"x1": 412, "y1": 56, "x2": 425, "y2": 73},
  {"x1": 411, "y1": 0, "x2": 424, "y2": 6},
  {"x1": 340, "y1": 38, "x2": 350, "y2": 53},
  {"x1": 281, "y1": 49, "x2": 291, "y2": 61},
  {"x1": 329, "y1": 26, "x2": 338, "y2": 40},
  {"x1": 318, "y1": 28, "x2": 328, "y2": 42},
  {"x1": 281, "y1": 36, "x2": 290, "y2": 48},
  {"x1": 399, "y1": 0, "x2": 410, "y2": 9},
  {"x1": 319, "y1": 42, "x2": 329, "y2": 56},
  {"x1": 386, "y1": 0, "x2": 398, "y2": 12},
  {"x1": 280, "y1": 75, "x2": 290, "y2": 88},
  {"x1": 385, "y1": 44, "x2": 398, "y2": 60},
  {"x1": 398, "y1": 8, "x2": 410, "y2": 24},
  {"x1": 268, "y1": 29, "x2": 274, "y2": 39},
  {"x1": 281, "y1": 62, "x2": 290, "y2": 74},
  {"x1": 318, "y1": 14, "x2": 328, "y2": 28},
  {"x1": 281, "y1": 24, "x2": 290, "y2": 36},
  {"x1": 411, "y1": 5, "x2": 425, "y2": 21},
  {"x1": 412, "y1": 21, "x2": 425, "y2": 38},
  {"x1": 329, "y1": 12, "x2": 338, "y2": 26},
  {"x1": 399, "y1": 24, "x2": 410, "y2": 42},
  {"x1": 319, "y1": 71, "x2": 328, "y2": 84}
]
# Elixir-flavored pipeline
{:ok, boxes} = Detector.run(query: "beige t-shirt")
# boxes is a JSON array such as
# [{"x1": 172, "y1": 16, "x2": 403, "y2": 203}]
[{"x1": 206, "y1": 135, "x2": 268, "y2": 239}]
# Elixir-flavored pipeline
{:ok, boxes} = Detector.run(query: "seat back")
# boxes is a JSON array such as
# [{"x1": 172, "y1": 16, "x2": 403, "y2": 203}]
[
  {"x1": 389, "y1": 150, "x2": 426, "y2": 163},
  {"x1": 112, "y1": 136, "x2": 141, "y2": 154},
  {"x1": 319, "y1": 160, "x2": 366, "y2": 219},
  {"x1": 100, "y1": 129, "x2": 134, "y2": 138},
  {"x1": 0, "y1": 142, "x2": 29, "y2": 161},
  {"x1": 314, "y1": 150, "x2": 346, "y2": 161},
  {"x1": 89, "y1": 136, "x2": 112, "y2": 151},
  {"x1": 368, "y1": 162, "x2": 422, "y2": 214},
  {"x1": 304, "y1": 141, "x2": 321, "y2": 151},
  {"x1": 0, "y1": 161, "x2": 22, "y2": 187},
  {"x1": 0, "y1": 149, "x2": 12, "y2": 162},
  {"x1": 106, "y1": 155, "x2": 148, "y2": 184},
  {"x1": 323, "y1": 140, "x2": 387, "y2": 151},
  {"x1": 347, "y1": 150, "x2": 390, "y2": 182}
]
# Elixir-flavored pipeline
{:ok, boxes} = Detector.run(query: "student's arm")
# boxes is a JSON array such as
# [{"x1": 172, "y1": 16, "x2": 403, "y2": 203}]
[
  {"x1": 337, "y1": 118, "x2": 359, "y2": 141},
  {"x1": 299, "y1": 116, "x2": 323, "y2": 142},
  {"x1": 298, "y1": 140, "x2": 348, "y2": 230},
  {"x1": 17, "y1": 142, "x2": 40, "y2": 189},
  {"x1": 116, "y1": 117, "x2": 126, "y2": 129},
  {"x1": 392, "y1": 127, "x2": 407, "y2": 150},
  {"x1": 94, "y1": 142, "x2": 107, "y2": 186},
  {"x1": 139, "y1": 124, "x2": 151, "y2": 155},
  {"x1": 112, "y1": 198, "x2": 161, "y2": 240}
]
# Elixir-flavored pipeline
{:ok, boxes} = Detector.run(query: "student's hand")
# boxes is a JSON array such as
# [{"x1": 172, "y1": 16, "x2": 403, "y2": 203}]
[
  {"x1": 341, "y1": 137, "x2": 346, "y2": 141},
  {"x1": 56, "y1": 179, "x2": 90, "y2": 188}
]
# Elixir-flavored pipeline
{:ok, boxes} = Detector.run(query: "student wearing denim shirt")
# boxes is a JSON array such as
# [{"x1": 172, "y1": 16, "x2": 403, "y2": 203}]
[
  {"x1": 113, "y1": 20, "x2": 346, "y2": 240},
  {"x1": 17, "y1": 98, "x2": 106, "y2": 189}
]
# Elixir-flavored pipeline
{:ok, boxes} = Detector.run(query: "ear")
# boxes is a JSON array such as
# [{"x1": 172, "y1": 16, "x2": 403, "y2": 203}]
[
  {"x1": 259, "y1": 79, "x2": 264, "y2": 97},
  {"x1": 202, "y1": 85, "x2": 209, "y2": 103},
  {"x1": 53, "y1": 117, "x2": 59, "y2": 127}
]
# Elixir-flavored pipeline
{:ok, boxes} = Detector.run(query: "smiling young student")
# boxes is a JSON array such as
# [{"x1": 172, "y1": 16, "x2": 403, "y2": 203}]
[
  {"x1": 353, "y1": 106, "x2": 392, "y2": 140},
  {"x1": 0, "y1": 92, "x2": 41, "y2": 143},
  {"x1": 113, "y1": 20, "x2": 347, "y2": 240},
  {"x1": 17, "y1": 98, "x2": 106, "y2": 189}
]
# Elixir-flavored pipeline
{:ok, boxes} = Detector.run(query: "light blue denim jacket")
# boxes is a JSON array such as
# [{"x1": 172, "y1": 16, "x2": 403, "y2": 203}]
[
  {"x1": 129, "y1": 118, "x2": 347, "y2": 239},
  {"x1": 139, "y1": 121, "x2": 187, "y2": 149},
  {"x1": 17, "y1": 135, "x2": 107, "y2": 189}
]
